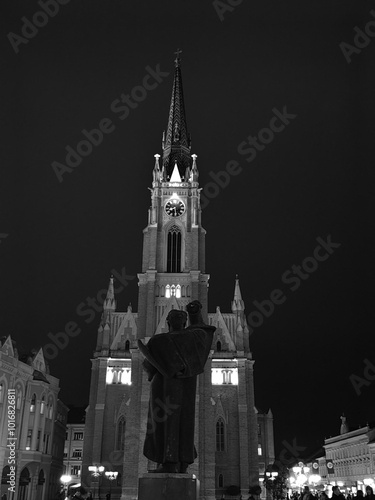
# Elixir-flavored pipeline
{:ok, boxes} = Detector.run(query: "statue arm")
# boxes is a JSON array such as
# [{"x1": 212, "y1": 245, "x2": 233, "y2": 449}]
[{"x1": 142, "y1": 358, "x2": 158, "y2": 381}]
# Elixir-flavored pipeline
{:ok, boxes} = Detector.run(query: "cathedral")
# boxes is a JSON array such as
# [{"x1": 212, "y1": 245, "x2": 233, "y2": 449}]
[{"x1": 82, "y1": 54, "x2": 275, "y2": 500}]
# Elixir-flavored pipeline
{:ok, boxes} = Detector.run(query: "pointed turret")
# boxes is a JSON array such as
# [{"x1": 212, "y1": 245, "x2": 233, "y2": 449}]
[
  {"x1": 232, "y1": 275, "x2": 245, "y2": 312},
  {"x1": 153, "y1": 154, "x2": 161, "y2": 183},
  {"x1": 162, "y1": 49, "x2": 191, "y2": 178},
  {"x1": 191, "y1": 154, "x2": 199, "y2": 183},
  {"x1": 231, "y1": 275, "x2": 250, "y2": 352}
]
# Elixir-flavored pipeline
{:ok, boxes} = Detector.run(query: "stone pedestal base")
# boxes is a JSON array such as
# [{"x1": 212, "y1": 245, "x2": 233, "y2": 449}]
[{"x1": 138, "y1": 473, "x2": 199, "y2": 500}]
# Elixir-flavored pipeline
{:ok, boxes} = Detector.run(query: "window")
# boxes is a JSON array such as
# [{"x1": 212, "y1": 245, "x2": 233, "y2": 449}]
[
  {"x1": 40, "y1": 397, "x2": 45, "y2": 414},
  {"x1": 218, "y1": 474, "x2": 224, "y2": 488},
  {"x1": 38, "y1": 470, "x2": 45, "y2": 486},
  {"x1": 26, "y1": 429, "x2": 32, "y2": 450},
  {"x1": 71, "y1": 465, "x2": 81, "y2": 476},
  {"x1": 117, "y1": 418, "x2": 126, "y2": 451},
  {"x1": 73, "y1": 432, "x2": 84, "y2": 441},
  {"x1": 72, "y1": 449, "x2": 82, "y2": 458},
  {"x1": 211, "y1": 368, "x2": 239, "y2": 385},
  {"x1": 30, "y1": 394, "x2": 36, "y2": 413},
  {"x1": 16, "y1": 389, "x2": 22, "y2": 410},
  {"x1": 0, "y1": 383, "x2": 4, "y2": 403},
  {"x1": 125, "y1": 340, "x2": 130, "y2": 351},
  {"x1": 36, "y1": 430, "x2": 41, "y2": 451},
  {"x1": 216, "y1": 418, "x2": 225, "y2": 451},
  {"x1": 165, "y1": 284, "x2": 181, "y2": 298},
  {"x1": 44, "y1": 434, "x2": 50, "y2": 454},
  {"x1": 167, "y1": 225, "x2": 182, "y2": 272},
  {"x1": 216, "y1": 341, "x2": 222, "y2": 352},
  {"x1": 2, "y1": 466, "x2": 11, "y2": 484},
  {"x1": 106, "y1": 367, "x2": 131, "y2": 385},
  {"x1": 258, "y1": 444, "x2": 262, "y2": 456}
]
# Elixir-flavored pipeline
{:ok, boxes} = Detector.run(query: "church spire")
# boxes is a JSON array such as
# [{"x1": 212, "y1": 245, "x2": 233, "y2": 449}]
[
  {"x1": 162, "y1": 49, "x2": 191, "y2": 179},
  {"x1": 103, "y1": 276, "x2": 116, "y2": 312}
]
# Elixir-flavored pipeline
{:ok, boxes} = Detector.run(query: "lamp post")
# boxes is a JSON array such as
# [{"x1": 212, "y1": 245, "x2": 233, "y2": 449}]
[
  {"x1": 60, "y1": 474, "x2": 71, "y2": 499},
  {"x1": 291, "y1": 463, "x2": 310, "y2": 491},
  {"x1": 88, "y1": 465, "x2": 105, "y2": 499},
  {"x1": 290, "y1": 462, "x2": 321, "y2": 494},
  {"x1": 104, "y1": 471, "x2": 118, "y2": 499},
  {"x1": 266, "y1": 470, "x2": 279, "y2": 500}
]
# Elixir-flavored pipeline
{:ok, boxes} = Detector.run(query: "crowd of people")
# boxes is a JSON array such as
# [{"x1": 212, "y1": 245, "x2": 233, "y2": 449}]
[
  {"x1": 56, "y1": 486, "x2": 96, "y2": 500},
  {"x1": 290, "y1": 485, "x2": 375, "y2": 500}
]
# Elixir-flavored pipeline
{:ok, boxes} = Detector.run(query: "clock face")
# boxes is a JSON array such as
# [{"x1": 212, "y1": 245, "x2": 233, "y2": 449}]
[{"x1": 165, "y1": 199, "x2": 185, "y2": 217}]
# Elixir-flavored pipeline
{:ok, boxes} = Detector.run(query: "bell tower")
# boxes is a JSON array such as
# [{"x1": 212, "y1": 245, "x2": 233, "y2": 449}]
[
  {"x1": 82, "y1": 52, "x2": 274, "y2": 500},
  {"x1": 137, "y1": 52, "x2": 209, "y2": 339}
]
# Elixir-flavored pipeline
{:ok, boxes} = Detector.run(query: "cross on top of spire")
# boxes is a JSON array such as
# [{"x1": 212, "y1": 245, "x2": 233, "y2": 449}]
[{"x1": 174, "y1": 48, "x2": 182, "y2": 67}]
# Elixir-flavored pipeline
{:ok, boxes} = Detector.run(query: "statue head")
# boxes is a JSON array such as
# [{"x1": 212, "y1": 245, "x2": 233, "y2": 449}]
[
  {"x1": 186, "y1": 300, "x2": 204, "y2": 325},
  {"x1": 166, "y1": 309, "x2": 188, "y2": 331}
]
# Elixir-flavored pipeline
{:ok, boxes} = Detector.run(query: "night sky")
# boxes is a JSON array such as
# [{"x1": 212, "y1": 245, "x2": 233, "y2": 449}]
[{"x1": 1, "y1": 0, "x2": 374, "y2": 459}]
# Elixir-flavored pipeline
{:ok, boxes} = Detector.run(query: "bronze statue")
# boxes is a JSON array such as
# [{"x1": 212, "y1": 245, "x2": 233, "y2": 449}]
[{"x1": 138, "y1": 301, "x2": 215, "y2": 474}]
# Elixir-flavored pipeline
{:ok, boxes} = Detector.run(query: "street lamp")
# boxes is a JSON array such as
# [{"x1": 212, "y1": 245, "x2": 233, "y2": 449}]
[
  {"x1": 291, "y1": 463, "x2": 310, "y2": 490},
  {"x1": 88, "y1": 465, "x2": 105, "y2": 499},
  {"x1": 266, "y1": 472, "x2": 279, "y2": 481},
  {"x1": 309, "y1": 474, "x2": 322, "y2": 489},
  {"x1": 60, "y1": 474, "x2": 71, "y2": 499},
  {"x1": 104, "y1": 471, "x2": 118, "y2": 499}
]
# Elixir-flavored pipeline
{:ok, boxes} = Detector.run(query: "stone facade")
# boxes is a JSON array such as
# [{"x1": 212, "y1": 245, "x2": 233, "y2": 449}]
[
  {"x1": 0, "y1": 336, "x2": 68, "y2": 500},
  {"x1": 82, "y1": 56, "x2": 275, "y2": 500},
  {"x1": 324, "y1": 426, "x2": 375, "y2": 492}
]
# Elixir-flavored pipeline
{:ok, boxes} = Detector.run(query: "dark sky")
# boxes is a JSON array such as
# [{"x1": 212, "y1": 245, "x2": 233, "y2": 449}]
[{"x1": 1, "y1": 0, "x2": 374, "y2": 459}]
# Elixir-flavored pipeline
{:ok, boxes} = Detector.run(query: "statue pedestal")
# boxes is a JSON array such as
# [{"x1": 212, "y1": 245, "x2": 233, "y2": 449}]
[{"x1": 138, "y1": 473, "x2": 199, "y2": 500}]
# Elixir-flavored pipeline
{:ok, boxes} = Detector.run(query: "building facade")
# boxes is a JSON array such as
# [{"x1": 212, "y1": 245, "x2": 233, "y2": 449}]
[
  {"x1": 0, "y1": 336, "x2": 68, "y2": 500},
  {"x1": 82, "y1": 55, "x2": 275, "y2": 500},
  {"x1": 324, "y1": 425, "x2": 375, "y2": 493},
  {"x1": 63, "y1": 407, "x2": 86, "y2": 491}
]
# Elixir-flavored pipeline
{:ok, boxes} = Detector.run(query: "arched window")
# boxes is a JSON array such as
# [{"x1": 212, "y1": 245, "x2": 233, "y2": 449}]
[
  {"x1": 0, "y1": 383, "x2": 3, "y2": 403},
  {"x1": 218, "y1": 473, "x2": 224, "y2": 488},
  {"x1": 38, "y1": 469, "x2": 45, "y2": 485},
  {"x1": 167, "y1": 225, "x2": 182, "y2": 273},
  {"x1": 216, "y1": 418, "x2": 225, "y2": 451},
  {"x1": 165, "y1": 285, "x2": 171, "y2": 298},
  {"x1": 216, "y1": 341, "x2": 222, "y2": 352},
  {"x1": 16, "y1": 388, "x2": 22, "y2": 410},
  {"x1": 176, "y1": 285, "x2": 181, "y2": 298},
  {"x1": 48, "y1": 398, "x2": 54, "y2": 419},
  {"x1": 2, "y1": 465, "x2": 11, "y2": 484},
  {"x1": 125, "y1": 340, "x2": 130, "y2": 351},
  {"x1": 19, "y1": 467, "x2": 30, "y2": 485},
  {"x1": 40, "y1": 397, "x2": 45, "y2": 414},
  {"x1": 30, "y1": 394, "x2": 36, "y2": 413},
  {"x1": 116, "y1": 418, "x2": 126, "y2": 451}
]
